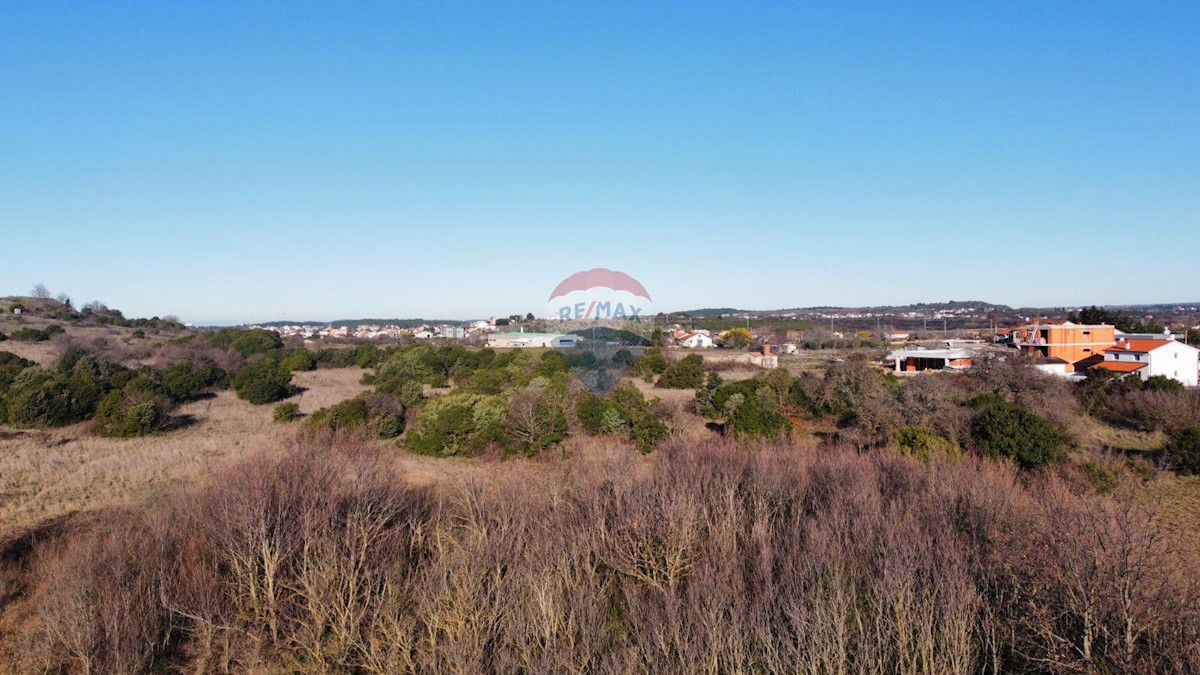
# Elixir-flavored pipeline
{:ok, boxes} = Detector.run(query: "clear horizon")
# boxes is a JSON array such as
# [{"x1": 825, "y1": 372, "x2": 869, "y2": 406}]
[{"x1": 3, "y1": 2, "x2": 1197, "y2": 324}]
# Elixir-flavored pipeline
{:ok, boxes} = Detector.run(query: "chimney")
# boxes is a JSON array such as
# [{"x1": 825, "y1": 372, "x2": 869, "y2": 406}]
[{"x1": 762, "y1": 344, "x2": 772, "y2": 357}]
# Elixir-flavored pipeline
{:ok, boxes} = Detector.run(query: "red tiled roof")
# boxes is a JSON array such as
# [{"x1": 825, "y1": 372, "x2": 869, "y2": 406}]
[
  {"x1": 1092, "y1": 361, "x2": 1147, "y2": 373},
  {"x1": 1104, "y1": 339, "x2": 1175, "y2": 354}
]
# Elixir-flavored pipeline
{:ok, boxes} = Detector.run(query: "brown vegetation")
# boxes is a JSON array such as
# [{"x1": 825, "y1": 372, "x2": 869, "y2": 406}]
[
  {"x1": 5, "y1": 433, "x2": 1200, "y2": 673},
  {"x1": 0, "y1": 368, "x2": 372, "y2": 539}
]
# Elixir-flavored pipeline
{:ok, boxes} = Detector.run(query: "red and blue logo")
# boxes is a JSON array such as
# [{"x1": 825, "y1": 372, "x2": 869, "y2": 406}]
[{"x1": 548, "y1": 268, "x2": 651, "y2": 320}]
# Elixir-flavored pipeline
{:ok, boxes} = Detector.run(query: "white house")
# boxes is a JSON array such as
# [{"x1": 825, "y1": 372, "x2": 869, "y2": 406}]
[
  {"x1": 677, "y1": 332, "x2": 715, "y2": 349},
  {"x1": 1093, "y1": 339, "x2": 1199, "y2": 387}
]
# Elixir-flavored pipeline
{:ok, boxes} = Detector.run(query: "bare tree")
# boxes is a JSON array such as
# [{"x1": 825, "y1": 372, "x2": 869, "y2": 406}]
[{"x1": 31, "y1": 283, "x2": 50, "y2": 298}]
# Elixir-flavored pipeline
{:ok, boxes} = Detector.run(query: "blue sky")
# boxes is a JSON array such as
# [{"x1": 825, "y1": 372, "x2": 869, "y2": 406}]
[{"x1": 2, "y1": 2, "x2": 1197, "y2": 324}]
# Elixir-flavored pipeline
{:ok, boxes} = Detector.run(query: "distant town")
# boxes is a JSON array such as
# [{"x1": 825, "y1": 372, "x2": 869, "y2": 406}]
[{"x1": 243, "y1": 301, "x2": 1200, "y2": 388}]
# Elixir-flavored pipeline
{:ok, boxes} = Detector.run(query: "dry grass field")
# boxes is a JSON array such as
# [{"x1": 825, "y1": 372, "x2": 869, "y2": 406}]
[
  {"x1": 0, "y1": 367, "x2": 373, "y2": 539},
  {"x1": 0, "y1": 361, "x2": 647, "y2": 540}
]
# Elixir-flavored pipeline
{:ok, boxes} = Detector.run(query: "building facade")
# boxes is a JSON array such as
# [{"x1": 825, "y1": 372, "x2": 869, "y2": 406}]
[
  {"x1": 1093, "y1": 339, "x2": 1199, "y2": 387},
  {"x1": 1010, "y1": 322, "x2": 1115, "y2": 371}
]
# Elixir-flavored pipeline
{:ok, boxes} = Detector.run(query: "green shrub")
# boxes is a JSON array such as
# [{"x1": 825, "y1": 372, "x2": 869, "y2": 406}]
[
  {"x1": 577, "y1": 392, "x2": 620, "y2": 434},
  {"x1": 206, "y1": 328, "x2": 283, "y2": 357},
  {"x1": 725, "y1": 387, "x2": 790, "y2": 440},
  {"x1": 1082, "y1": 462, "x2": 1117, "y2": 494},
  {"x1": 606, "y1": 382, "x2": 672, "y2": 452},
  {"x1": 280, "y1": 348, "x2": 317, "y2": 372},
  {"x1": 314, "y1": 347, "x2": 358, "y2": 368},
  {"x1": 892, "y1": 426, "x2": 961, "y2": 462},
  {"x1": 970, "y1": 400, "x2": 1069, "y2": 468},
  {"x1": 1144, "y1": 375, "x2": 1185, "y2": 394},
  {"x1": 630, "y1": 412, "x2": 670, "y2": 453},
  {"x1": 157, "y1": 361, "x2": 228, "y2": 403},
  {"x1": 354, "y1": 344, "x2": 382, "y2": 368},
  {"x1": 2, "y1": 369, "x2": 70, "y2": 426},
  {"x1": 234, "y1": 360, "x2": 294, "y2": 405},
  {"x1": 0, "y1": 352, "x2": 36, "y2": 394},
  {"x1": 612, "y1": 348, "x2": 635, "y2": 366},
  {"x1": 658, "y1": 354, "x2": 705, "y2": 389},
  {"x1": 706, "y1": 379, "x2": 759, "y2": 417},
  {"x1": 1166, "y1": 428, "x2": 1200, "y2": 475},
  {"x1": 10, "y1": 327, "x2": 50, "y2": 342},
  {"x1": 273, "y1": 402, "x2": 301, "y2": 423},
  {"x1": 308, "y1": 396, "x2": 369, "y2": 430},
  {"x1": 306, "y1": 393, "x2": 406, "y2": 439},
  {"x1": 468, "y1": 367, "x2": 516, "y2": 395},
  {"x1": 536, "y1": 351, "x2": 568, "y2": 378},
  {"x1": 406, "y1": 391, "x2": 506, "y2": 456},
  {"x1": 631, "y1": 347, "x2": 669, "y2": 379},
  {"x1": 1, "y1": 353, "x2": 130, "y2": 427},
  {"x1": 377, "y1": 377, "x2": 424, "y2": 406},
  {"x1": 94, "y1": 383, "x2": 171, "y2": 437}
]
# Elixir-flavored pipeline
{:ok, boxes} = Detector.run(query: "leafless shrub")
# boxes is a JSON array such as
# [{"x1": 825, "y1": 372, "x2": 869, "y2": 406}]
[
  {"x1": 970, "y1": 352, "x2": 1083, "y2": 427},
  {"x1": 1104, "y1": 389, "x2": 1200, "y2": 434},
  {"x1": 14, "y1": 435, "x2": 1200, "y2": 673},
  {"x1": 26, "y1": 512, "x2": 172, "y2": 674}
]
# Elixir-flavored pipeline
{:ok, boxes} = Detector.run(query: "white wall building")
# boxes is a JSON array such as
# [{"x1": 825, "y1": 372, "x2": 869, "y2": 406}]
[
  {"x1": 486, "y1": 332, "x2": 578, "y2": 348},
  {"x1": 1095, "y1": 339, "x2": 1199, "y2": 387},
  {"x1": 678, "y1": 332, "x2": 715, "y2": 349}
]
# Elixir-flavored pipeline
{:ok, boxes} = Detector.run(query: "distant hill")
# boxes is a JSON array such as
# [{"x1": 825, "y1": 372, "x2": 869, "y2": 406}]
[
  {"x1": 567, "y1": 326, "x2": 650, "y2": 346},
  {"x1": 667, "y1": 300, "x2": 1200, "y2": 317},
  {"x1": 668, "y1": 301, "x2": 1015, "y2": 317},
  {"x1": 664, "y1": 307, "x2": 745, "y2": 317},
  {"x1": 248, "y1": 318, "x2": 466, "y2": 329}
]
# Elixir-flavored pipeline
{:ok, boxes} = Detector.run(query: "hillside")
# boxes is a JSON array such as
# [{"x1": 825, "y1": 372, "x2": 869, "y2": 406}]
[{"x1": 2, "y1": 300, "x2": 1200, "y2": 674}]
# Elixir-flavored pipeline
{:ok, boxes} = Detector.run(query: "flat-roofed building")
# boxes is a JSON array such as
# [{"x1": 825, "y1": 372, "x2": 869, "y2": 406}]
[
  {"x1": 886, "y1": 347, "x2": 976, "y2": 373},
  {"x1": 1010, "y1": 322, "x2": 1115, "y2": 371},
  {"x1": 486, "y1": 332, "x2": 579, "y2": 348}
]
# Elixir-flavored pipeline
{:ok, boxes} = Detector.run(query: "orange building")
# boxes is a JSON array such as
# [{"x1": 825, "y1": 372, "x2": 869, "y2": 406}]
[{"x1": 1010, "y1": 322, "x2": 1116, "y2": 371}]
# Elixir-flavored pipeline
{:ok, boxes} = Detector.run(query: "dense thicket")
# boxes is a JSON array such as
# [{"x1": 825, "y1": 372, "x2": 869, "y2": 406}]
[
  {"x1": 15, "y1": 435, "x2": 1200, "y2": 674},
  {"x1": 303, "y1": 344, "x2": 675, "y2": 456}
]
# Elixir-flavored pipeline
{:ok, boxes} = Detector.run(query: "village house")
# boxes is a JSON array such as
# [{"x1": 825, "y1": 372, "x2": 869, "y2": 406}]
[
  {"x1": 677, "y1": 332, "x2": 715, "y2": 349},
  {"x1": 736, "y1": 344, "x2": 779, "y2": 369},
  {"x1": 1092, "y1": 338, "x2": 1200, "y2": 387}
]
